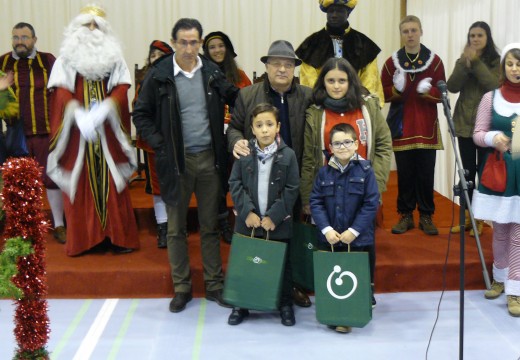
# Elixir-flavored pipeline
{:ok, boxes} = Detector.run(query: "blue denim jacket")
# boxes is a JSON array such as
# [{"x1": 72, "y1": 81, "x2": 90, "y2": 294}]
[{"x1": 310, "y1": 156, "x2": 379, "y2": 247}]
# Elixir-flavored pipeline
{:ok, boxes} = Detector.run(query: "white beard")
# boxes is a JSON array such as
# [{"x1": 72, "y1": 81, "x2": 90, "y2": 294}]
[{"x1": 60, "y1": 23, "x2": 123, "y2": 81}]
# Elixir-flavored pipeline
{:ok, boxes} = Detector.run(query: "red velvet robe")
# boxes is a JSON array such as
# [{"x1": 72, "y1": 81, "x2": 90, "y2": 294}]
[{"x1": 49, "y1": 75, "x2": 139, "y2": 256}]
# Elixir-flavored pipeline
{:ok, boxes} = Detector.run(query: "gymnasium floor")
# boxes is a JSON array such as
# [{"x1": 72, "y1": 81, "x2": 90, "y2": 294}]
[{"x1": 1, "y1": 290, "x2": 519, "y2": 360}]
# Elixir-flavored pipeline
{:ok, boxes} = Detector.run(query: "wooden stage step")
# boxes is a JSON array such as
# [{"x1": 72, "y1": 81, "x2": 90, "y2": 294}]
[{"x1": 40, "y1": 171, "x2": 493, "y2": 298}]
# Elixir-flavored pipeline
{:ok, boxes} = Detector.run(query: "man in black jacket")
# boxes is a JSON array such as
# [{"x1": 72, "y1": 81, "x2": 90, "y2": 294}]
[{"x1": 133, "y1": 18, "x2": 238, "y2": 313}]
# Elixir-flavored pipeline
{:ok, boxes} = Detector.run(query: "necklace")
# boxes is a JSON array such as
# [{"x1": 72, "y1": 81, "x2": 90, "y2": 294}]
[
  {"x1": 404, "y1": 50, "x2": 421, "y2": 81},
  {"x1": 405, "y1": 51, "x2": 420, "y2": 64}
]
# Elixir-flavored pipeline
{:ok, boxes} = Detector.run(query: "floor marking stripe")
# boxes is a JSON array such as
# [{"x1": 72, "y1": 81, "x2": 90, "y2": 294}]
[
  {"x1": 107, "y1": 299, "x2": 140, "y2": 360},
  {"x1": 51, "y1": 299, "x2": 93, "y2": 360},
  {"x1": 192, "y1": 299, "x2": 207, "y2": 360},
  {"x1": 72, "y1": 298, "x2": 119, "y2": 360}
]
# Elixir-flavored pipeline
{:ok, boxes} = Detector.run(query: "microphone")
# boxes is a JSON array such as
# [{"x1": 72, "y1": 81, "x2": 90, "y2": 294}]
[
  {"x1": 437, "y1": 80, "x2": 452, "y2": 129},
  {"x1": 437, "y1": 80, "x2": 448, "y2": 98}
]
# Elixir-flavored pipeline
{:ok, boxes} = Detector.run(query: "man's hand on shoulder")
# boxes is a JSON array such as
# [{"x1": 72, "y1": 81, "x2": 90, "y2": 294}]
[{"x1": 232, "y1": 139, "x2": 250, "y2": 159}]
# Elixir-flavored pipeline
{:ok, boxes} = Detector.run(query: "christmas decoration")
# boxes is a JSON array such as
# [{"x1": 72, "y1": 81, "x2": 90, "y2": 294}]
[{"x1": 0, "y1": 157, "x2": 50, "y2": 359}]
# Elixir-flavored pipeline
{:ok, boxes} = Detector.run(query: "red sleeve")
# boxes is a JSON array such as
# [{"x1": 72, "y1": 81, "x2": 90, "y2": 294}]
[
  {"x1": 108, "y1": 83, "x2": 131, "y2": 132},
  {"x1": 49, "y1": 86, "x2": 73, "y2": 141},
  {"x1": 381, "y1": 57, "x2": 401, "y2": 103},
  {"x1": 237, "y1": 69, "x2": 252, "y2": 88}
]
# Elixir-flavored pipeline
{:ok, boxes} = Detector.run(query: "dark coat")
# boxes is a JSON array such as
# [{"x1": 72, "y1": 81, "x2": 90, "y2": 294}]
[
  {"x1": 310, "y1": 157, "x2": 379, "y2": 247},
  {"x1": 229, "y1": 139, "x2": 300, "y2": 240},
  {"x1": 295, "y1": 27, "x2": 380, "y2": 72},
  {"x1": 226, "y1": 78, "x2": 312, "y2": 167},
  {"x1": 132, "y1": 54, "x2": 239, "y2": 206}
]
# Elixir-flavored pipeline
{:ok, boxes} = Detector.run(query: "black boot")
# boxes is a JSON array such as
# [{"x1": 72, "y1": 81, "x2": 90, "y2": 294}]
[
  {"x1": 157, "y1": 222, "x2": 167, "y2": 248},
  {"x1": 218, "y1": 218, "x2": 233, "y2": 244}
]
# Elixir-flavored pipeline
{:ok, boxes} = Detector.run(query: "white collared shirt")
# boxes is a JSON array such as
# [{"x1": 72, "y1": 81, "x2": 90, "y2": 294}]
[{"x1": 173, "y1": 55, "x2": 203, "y2": 79}]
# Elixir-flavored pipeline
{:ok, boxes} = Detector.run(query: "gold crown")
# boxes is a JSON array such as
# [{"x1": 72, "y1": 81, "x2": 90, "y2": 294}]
[{"x1": 80, "y1": 4, "x2": 106, "y2": 18}]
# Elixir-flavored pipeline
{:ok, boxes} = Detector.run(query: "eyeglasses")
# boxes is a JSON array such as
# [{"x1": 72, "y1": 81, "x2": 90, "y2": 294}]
[
  {"x1": 12, "y1": 36, "x2": 32, "y2": 42},
  {"x1": 267, "y1": 61, "x2": 295, "y2": 69},
  {"x1": 330, "y1": 140, "x2": 355, "y2": 149},
  {"x1": 176, "y1": 40, "x2": 200, "y2": 48}
]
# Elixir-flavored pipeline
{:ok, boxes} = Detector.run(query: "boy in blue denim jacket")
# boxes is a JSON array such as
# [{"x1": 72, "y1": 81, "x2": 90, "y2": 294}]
[{"x1": 310, "y1": 123, "x2": 379, "y2": 333}]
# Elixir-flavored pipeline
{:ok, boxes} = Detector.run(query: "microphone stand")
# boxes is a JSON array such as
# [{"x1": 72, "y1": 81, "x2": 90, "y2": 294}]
[{"x1": 439, "y1": 85, "x2": 491, "y2": 360}]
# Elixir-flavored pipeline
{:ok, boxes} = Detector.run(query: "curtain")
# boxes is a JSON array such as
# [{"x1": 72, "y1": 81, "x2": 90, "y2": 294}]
[
  {"x1": 1, "y1": 0, "x2": 519, "y2": 200},
  {"x1": 408, "y1": 0, "x2": 520, "y2": 200}
]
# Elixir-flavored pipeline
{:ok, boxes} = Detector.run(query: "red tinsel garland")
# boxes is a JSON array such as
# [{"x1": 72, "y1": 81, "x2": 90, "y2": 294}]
[{"x1": 2, "y1": 157, "x2": 50, "y2": 359}]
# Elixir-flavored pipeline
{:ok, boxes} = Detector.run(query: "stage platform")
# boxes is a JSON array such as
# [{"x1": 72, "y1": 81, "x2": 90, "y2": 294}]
[{"x1": 38, "y1": 171, "x2": 493, "y2": 298}]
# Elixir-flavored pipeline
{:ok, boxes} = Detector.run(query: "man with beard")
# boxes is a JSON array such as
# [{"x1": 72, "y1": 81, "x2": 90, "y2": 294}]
[
  {"x1": 47, "y1": 5, "x2": 139, "y2": 256},
  {"x1": 295, "y1": 0, "x2": 384, "y2": 106},
  {"x1": 0, "y1": 22, "x2": 66, "y2": 243}
]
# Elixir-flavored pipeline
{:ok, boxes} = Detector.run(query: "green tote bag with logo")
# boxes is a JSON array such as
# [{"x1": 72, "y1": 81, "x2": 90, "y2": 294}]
[
  {"x1": 313, "y1": 246, "x2": 372, "y2": 327},
  {"x1": 290, "y1": 221, "x2": 319, "y2": 291},
  {"x1": 223, "y1": 231, "x2": 287, "y2": 311}
]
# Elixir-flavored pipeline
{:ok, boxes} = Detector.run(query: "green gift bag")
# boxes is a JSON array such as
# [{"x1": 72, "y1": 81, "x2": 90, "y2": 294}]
[
  {"x1": 290, "y1": 222, "x2": 319, "y2": 291},
  {"x1": 223, "y1": 231, "x2": 287, "y2": 311},
  {"x1": 313, "y1": 245, "x2": 372, "y2": 328}
]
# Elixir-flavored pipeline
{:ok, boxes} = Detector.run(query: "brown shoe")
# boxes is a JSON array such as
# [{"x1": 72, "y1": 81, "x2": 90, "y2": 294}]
[
  {"x1": 53, "y1": 226, "x2": 66, "y2": 244},
  {"x1": 419, "y1": 214, "x2": 438, "y2": 235},
  {"x1": 507, "y1": 295, "x2": 520, "y2": 317},
  {"x1": 484, "y1": 280, "x2": 504, "y2": 300},
  {"x1": 391, "y1": 213, "x2": 414, "y2": 234},
  {"x1": 469, "y1": 220, "x2": 484, "y2": 237},
  {"x1": 450, "y1": 210, "x2": 470, "y2": 233},
  {"x1": 292, "y1": 286, "x2": 311, "y2": 307},
  {"x1": 335, "y1": 326, "x2": 352, "y2": 333}
]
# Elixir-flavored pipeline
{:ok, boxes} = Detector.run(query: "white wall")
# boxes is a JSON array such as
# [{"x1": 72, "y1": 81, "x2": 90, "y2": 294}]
[
  {"x1": 0, "y1": 0, "x2": 401, "y2": 87},
  {"x1": 1, "y1": 0, "x2": 520, "y2": 201}
]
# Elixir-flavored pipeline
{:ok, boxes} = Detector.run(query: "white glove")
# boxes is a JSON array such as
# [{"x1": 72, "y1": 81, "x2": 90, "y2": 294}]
[
  {"x1": 417, "y1": 77, "x2": 432, "y2": 94},
  {"x1": 89, "y1": 99, "x2": 112, "y2": 129},
  {"x1": 75, "y1": 107, "x2": 98, "y2": 142},
  {"x1": 392, "y1": 69, "x2": 406, "y2": 92}
]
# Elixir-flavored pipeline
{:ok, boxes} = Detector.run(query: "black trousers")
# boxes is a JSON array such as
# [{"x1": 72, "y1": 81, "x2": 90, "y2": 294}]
[
  {"x1": 457, "y1": 136, "x2": 485, "y2": 203},
  {"x1": 394, "y1": 149, "x2": 437, "y2": 215}
]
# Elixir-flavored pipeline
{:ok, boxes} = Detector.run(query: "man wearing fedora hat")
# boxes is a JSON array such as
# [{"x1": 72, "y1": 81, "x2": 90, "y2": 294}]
[
  {"x1": 296, "y1": 0, "x2": 384, "y2": 107},
  {"x1": 228, "y1": 40, "x2": 311, "y2": 166},
  {"x1": 227, "y1": 40, "x2": 313, "y2": 312}
]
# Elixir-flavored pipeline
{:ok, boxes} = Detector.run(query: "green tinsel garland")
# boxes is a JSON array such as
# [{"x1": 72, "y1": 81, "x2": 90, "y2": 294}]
[{"x1": 0, "y1": 237, "x2": 34, "y2": 299}]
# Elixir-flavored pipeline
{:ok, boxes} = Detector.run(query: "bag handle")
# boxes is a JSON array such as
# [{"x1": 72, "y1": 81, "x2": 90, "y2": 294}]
[
  {"x1": 330, "y1": 243, "x2": 350, "y2": 252},
  {"x1": 250, "y1": 228, "x2": 270, "y2": 241}
]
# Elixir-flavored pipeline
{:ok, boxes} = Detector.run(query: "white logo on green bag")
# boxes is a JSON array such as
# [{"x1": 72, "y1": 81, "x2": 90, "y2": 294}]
[
  {"x1": 306, "y1": 243, "x2": 314, "y2": 250},
  {"x1": 327, "y1": 265, "x2": 358, "y2": 300},
  {"x1": 247, "y1": 256, "x2": 267, "y2": 264}
]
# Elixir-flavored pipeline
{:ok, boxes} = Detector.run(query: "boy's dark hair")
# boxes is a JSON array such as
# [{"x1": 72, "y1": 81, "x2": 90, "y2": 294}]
[
  {"x1": 251, "y1": 103, "x2": 280, "y2": 123},
  {"x1": 329, "y1": 123, "x2": 357, "y2": 144},
  {"x1": 171, "y1": 18, "x2": 203, "y2": 40},
  {"x1": 13, "y1": 22, "x2": 35, "y2": 37}
]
